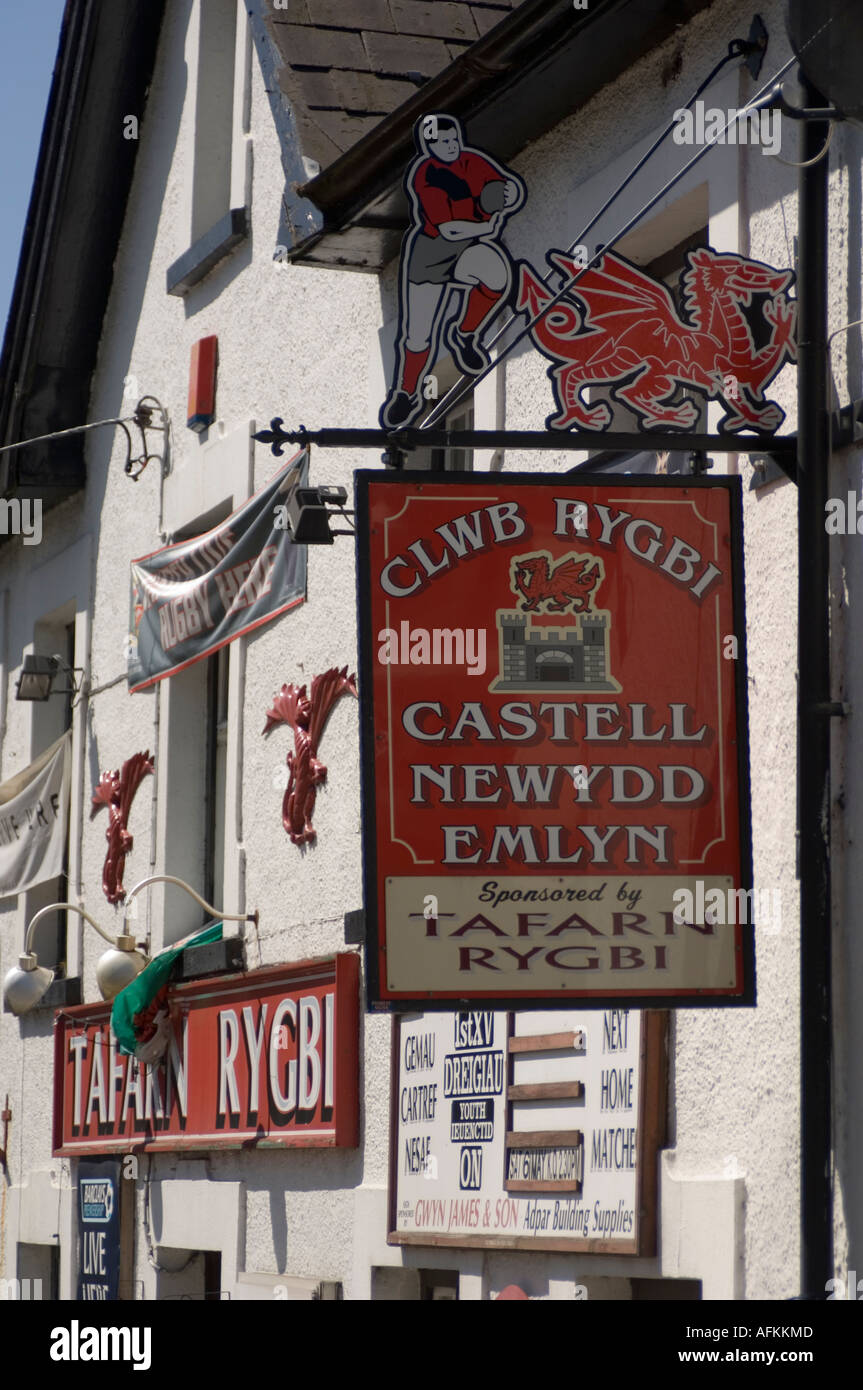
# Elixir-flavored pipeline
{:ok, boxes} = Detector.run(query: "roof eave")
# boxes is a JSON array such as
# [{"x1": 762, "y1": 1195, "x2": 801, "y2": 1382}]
[{"x1": 290, "y1": 0, "x2": 714, "y2": 273}]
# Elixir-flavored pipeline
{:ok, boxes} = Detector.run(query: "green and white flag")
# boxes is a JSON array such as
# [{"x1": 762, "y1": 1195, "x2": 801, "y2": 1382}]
[{"x1": 111, "y1": 922, "x2": 223, "y2": 1058}]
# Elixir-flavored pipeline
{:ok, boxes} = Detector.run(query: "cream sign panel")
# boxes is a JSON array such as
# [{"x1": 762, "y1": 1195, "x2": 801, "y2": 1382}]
[{"x1": 390, "y1": 1007, "x2": 665, "y2": 1254}]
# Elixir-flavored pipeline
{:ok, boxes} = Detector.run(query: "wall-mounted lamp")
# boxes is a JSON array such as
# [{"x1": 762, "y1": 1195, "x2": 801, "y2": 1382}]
[
  {"x1": 3, "y1": 903, "x2": 148, "y2": 1015},
  {"x1": 14, "y1": 654, "x2": 82, "y2": 703},
  {"x1": 3, "y1": 875, "x2": 257, "y2": 1016},
  {"x1": 285, "y1": 484, "x2": 355, "y2": 545}
]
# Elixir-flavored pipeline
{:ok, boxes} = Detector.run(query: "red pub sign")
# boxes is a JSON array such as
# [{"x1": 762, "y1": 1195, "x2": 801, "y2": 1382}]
[
  {"x1": 53, "y1": 955, "x2": 359, "y2": 1155},
  {"x1": 356, "y1": 471, "x2": 753, "y2": 1008}
]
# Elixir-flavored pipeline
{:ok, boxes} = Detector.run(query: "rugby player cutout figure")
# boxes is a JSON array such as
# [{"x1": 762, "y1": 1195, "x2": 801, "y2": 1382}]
[{"x1": 380, "y1": 114, "x2": 526, "y2": 430}]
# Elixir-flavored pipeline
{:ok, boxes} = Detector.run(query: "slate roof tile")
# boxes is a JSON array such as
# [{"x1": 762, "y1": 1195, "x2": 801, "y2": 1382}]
[
  {"x1": 307, "y1": 0, "x2": 397, "y2": 31},
  {"x1": 389, "y1": 1, "x2": 479, "y2": 42},
  {"x1": 259, "y1": 0, "x2": 521, "y2": 176},
  {"x1": 362, "y1": 30, "x2": 452, "y2": 77},
  {"x1": 330, "y1": 69, "x2": 418, "y2": 114},
  {"x1": 470, "y1": 4, "x2": 512, "y2": 36},
  {"x1": 271, "y1": 22, "x2": 370, "y2": 70}
]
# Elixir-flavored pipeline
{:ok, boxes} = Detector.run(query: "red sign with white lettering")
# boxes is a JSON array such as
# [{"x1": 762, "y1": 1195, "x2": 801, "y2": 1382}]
[
  {"x1": 53, "y1": 956, "x2": 359, "y2": 1155},
  {"x1": 356, "y1": 472, "x2": 753, "y2": 1008}
]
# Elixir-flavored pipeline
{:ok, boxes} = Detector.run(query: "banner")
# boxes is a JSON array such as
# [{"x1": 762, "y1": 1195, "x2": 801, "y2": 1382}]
[
  {"x1": 127, "y1": 451, "x2": 308, "y2": 691},
  {"x1": 0, "y1": 731, "x2": 71, "y2": 896}
]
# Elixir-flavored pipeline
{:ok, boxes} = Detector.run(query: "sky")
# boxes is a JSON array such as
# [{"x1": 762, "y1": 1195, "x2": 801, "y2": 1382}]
[{"x1": 0, "y1": 2, "x2": 68, "y2": 349}]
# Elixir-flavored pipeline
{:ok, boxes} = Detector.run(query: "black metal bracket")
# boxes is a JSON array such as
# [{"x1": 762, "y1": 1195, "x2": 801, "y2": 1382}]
[
  {"x1": 0, "y1": 397, "x2": 169, "y2": 484},
  {"x1": 125, "y1": 397, "x2": 169, "y2": 481},
  {"x1": 344, "y1": 909, "x2": 365, "y2": 945},
  {"x1": 748, "y1": 398, "x2": 863, "y2": 488},
  {"x1": 833, "y1": 398, "x2": 863, "y2": 448},
  {"x1": 751, "y1": 82, "x2": 841, "y2": 123},
  {"x1": 737, "y1": 14, "x2": 768, "y2": 81},
  {"x1": 253, "y1": 419, "x2": 799, "y2": 467}
]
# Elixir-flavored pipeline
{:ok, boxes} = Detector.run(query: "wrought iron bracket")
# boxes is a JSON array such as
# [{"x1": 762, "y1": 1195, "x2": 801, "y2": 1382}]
[
  {"x1": 125, "y1": 396, "x2": 169, "y2": 481},
  {"x1": 747, "y1": 78, "x2": 840, "y2": 124},
  {"x1": 253, "y1": 419, "x2": 798, "y2": 470},
  {"x1": 833, "y1": 398, "x2": 863, "y2": 448},
  {"x1": 0, "y1": 396, "x2": 169, "y2": 482}
]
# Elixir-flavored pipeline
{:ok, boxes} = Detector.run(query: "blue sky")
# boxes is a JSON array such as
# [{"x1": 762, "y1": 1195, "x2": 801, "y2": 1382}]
[{"x1": 0, "y1": 2, "x2": 67, "y2": 348}]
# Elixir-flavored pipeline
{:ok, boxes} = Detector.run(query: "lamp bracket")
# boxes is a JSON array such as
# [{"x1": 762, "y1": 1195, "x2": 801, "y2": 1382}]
[
  {"x1": 125, "y1": 397, "x2": 169, "y2": 481},
  {"x1": 0, "y1": 397, "x2": 169, "y2": 482},
  {"x1": 755, "y1": 82, "x2": 840, "y2": 122}
]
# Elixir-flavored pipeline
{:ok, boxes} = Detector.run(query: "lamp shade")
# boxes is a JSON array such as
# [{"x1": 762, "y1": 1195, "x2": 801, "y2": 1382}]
[
  {"x1": 14, "y1": 655, "x2": 58, "y2": 702},
  {"x1": 3, "y1": 954, "x2": 55, "y2": 1014},
  {"x1": 96, "y1": 942, "x2": 148, "y2": 1000}
]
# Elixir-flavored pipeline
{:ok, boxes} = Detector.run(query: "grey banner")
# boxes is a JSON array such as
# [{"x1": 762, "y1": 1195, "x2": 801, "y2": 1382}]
[{"x1": 128, "y1": 452, "x2": 307, "y2": 690}]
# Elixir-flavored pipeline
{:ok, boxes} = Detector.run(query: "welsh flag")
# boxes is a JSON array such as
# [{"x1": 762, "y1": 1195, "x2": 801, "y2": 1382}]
[{"x1": 111, "y1": 922, "x2": 223, "y2": 1058}]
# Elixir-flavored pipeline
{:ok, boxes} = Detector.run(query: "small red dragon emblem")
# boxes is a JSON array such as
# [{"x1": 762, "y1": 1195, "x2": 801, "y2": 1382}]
[
  {"x1": 511, "y1": 551, "x2": 602, "y2": 614},
  {"x1": 517, "y1": 246, "x2": 796, "y2": 433},
  {"x1": 263, "y1": 667, "x2": 357, "y2": 847},
  {"x1": 90, "y1": 751, "x2": 154, "y2": 904}
]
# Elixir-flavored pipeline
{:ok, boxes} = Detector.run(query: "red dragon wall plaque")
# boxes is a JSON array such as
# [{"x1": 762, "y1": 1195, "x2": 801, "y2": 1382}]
[
  {"x1": 91, "y1": 751, "x2": 154, "y2": 904},
  {"x1": 263, "y1": 668, "x2": 358, "y2": 846},
  {"x1": 518, "y1": 246, "x2": 796, "y2": 434}
]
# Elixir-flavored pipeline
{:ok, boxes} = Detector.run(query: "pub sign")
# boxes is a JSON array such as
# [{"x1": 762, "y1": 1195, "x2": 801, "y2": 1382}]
[
  {"x1": 54, "y1": 956, "x2": 359, "y2": 1154},
  {"x1": 356, "y1": 471, "x2": 753, "y2": 1008}
]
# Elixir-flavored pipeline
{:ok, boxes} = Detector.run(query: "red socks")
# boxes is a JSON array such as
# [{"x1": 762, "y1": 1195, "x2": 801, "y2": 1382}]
[
  {"x1": 401, "y1": 348, "x2": 430, "y2": 395},
  {"x1": 460, "y1": 285, "x2": 502, "y2": 334},
  {"x1": 398, "y1": 291, "x2": 502, "y2": 395}
]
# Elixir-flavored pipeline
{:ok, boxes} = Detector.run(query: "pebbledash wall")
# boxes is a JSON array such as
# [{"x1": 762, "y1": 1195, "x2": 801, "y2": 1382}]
[{"x1": 0, "y1": 0, "x2": 861, "y2": 1301}]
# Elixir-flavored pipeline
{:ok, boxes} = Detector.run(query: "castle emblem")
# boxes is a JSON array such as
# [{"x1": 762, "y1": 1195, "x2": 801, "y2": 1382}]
[{"x1": 491, "y1": 549, "x2": 619, "y2": 692}]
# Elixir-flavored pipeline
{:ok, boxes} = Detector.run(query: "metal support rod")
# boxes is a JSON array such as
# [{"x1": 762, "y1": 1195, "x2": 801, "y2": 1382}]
[
  {"x1": 24, "y1": 901, "x2": 118, "y2": 955},
  {"x1": 0, "y1": 415, "x2": 133, "y2": 455},
  {"x1": 796, "y1": 77, "x2": 833, "y2": 1298},
  {"x1": 122, "y1": 873, "x2": 259, "y2": 933},
  {"x1": 253, "y1": 422, "x2": 798, "y2": 460}
]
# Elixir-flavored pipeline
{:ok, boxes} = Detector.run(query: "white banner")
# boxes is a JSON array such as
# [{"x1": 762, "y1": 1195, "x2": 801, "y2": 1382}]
[{"x1": 0, "y1": 732, "x2": 71, "y2": 896}]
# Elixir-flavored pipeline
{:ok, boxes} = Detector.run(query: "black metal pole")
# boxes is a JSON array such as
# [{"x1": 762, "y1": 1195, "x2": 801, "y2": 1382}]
[
  {"x1": 253, "y1": 422, "x2": 797, "y2": 472},
  {"x1": 796, "y1": 78, "x2": 833, "y2": 1298}
]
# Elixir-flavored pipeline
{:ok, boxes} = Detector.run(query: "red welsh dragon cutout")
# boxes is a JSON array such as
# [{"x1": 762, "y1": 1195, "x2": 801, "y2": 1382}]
[
  {"x1": 91, "y1": 751, "x2": 154, "y2": 904},
  {"x1": 264, "y1": 668, "x2": 357, "y2": 846},
  {"x1": 518, "y1": 246, "x2": 796, "y2": 434},
  {"x1": 375, "y1": 113, "x2": 796, "y2": 437}
]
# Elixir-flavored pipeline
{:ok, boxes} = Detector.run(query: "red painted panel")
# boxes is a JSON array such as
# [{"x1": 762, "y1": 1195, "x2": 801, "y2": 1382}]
[
  {"x1": 357, "y1": 473, "x2": 752, "y2": 1007},
  {"x1": 187, "y1": 334, "x2": 218, "y2": 432},
  {"x1": 53, "y1": 955, "x2": 359, "y2": 1155}
]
